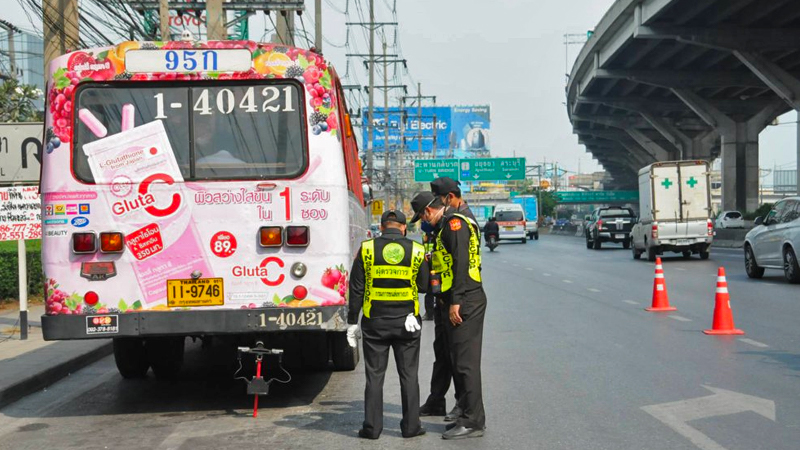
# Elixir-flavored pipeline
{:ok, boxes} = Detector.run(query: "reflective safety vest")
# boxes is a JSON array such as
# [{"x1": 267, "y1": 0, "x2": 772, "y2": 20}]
[
  {"x1": 422, "y1": 233, "x2": 435, "y2": 254},
  {"x1": 431, "y1": 213, "x2": 482, "y2": 293},
  {"x1": 362, "y1": 238, "x2": 426, "y2": 318}
]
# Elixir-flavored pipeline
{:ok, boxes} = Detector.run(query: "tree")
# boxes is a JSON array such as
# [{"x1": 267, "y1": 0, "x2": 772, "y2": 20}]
[{"x1": 0, "y1": 79, "x2": 43, "y2": 123}]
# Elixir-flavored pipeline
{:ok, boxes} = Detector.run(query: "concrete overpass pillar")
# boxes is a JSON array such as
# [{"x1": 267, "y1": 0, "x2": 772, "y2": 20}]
[{"x1": 672, "y1": 88, "x2": 784, "y2": 212}]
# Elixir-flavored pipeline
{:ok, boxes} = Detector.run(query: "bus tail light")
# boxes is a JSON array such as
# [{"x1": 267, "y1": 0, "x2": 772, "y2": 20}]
[
  {"x1": 100, "y1": 232, "x2": 124, "y2": 253},
  {"x1": 72, "y1": 232, "x2": 97, "y2": 254},
  {"x1": 651, "y1": 224, "x2": 659, "y2": 239},
  {"x1": 286, "y1": 226, "x2": 310, "y2": 247},
  {"x1": 259, "y1": 226, "x2": 283, "y2": 247}
]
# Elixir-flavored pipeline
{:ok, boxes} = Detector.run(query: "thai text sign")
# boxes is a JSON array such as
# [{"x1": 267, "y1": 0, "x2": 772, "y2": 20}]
[{"x1": 0, "y1": 186, "x2": 42, "y2": 241}]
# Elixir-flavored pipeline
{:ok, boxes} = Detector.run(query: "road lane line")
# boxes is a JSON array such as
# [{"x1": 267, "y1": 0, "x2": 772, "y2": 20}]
[
  {"x1": 739, "y1": 338, "x2": 769, "y2": 348},
  {"x1": 668, "y1": 315, "x2": 692, "y2": 322},
  {"x1": 525, "y1": 268, "x2": 533, "y2": 271},
  {"x1": 542, "y1": 273, "x2": 551, "y2": 277},
  {"x1": 587, "y1": 288, "x2": 601, "y2": 293},
  {"x1": 623, "y1": 300, "x2": 639, "y2": 305},
  {"x1": 562, "y1": 279, "x2": 573, "y2": 284}
]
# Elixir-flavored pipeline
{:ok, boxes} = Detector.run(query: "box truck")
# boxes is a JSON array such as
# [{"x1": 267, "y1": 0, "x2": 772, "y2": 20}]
[
  {"x1": 511, "y1": 196, "x2": 539, "y2": 240},
  {"x1": 630, "y1": 161, "x2": 714, "y2": 261}
]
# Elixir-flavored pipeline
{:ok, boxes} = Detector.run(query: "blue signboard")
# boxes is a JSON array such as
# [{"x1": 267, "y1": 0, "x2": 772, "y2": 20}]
[{"x1": 363, "y1": 105, "x2": 490, "y2": 156}]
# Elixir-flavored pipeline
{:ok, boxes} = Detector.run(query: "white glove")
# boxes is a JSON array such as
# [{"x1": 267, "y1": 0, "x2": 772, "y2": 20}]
[
  {"x1": 346, "y1": 324, "x2": 360, "y2": 348},
  {"x1": 404, "y1": 314, "x2": 421, "y2": 333}
]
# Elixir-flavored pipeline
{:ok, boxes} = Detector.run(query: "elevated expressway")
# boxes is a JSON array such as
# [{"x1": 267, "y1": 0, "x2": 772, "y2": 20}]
[{"x1": 566, "y1": 0, "x2": 800, "y2": 211}]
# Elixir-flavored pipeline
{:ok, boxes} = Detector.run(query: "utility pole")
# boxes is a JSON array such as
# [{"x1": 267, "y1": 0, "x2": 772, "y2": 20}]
[
  {"x1": 275, "y1": 0, "x2": 295, "y2": 46},
  {"x1": 43, "y1": 0, "x2": 80, "y2": 70},
  {"x1": 0, "y1": 20, "x2": 19, "y2": 78},
  {"x1": 382, "y1": 40, "x2": 391, "y2": 206},
  {"x1": 159, "y1": 0, "x2": 170, "y2": 41},
  {"x1": 206, "y1": 0, "x2": 226, "y2": 40},
  {"x1": 314, "y1": 0, "x2": 322, "y2": 52},
  {"x1": 366, "y1": 0, "x2": 376, "y2": 182}
]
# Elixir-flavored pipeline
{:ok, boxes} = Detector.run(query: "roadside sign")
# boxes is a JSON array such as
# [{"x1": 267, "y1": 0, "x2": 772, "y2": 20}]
[
  {"x1": 459, "y1": 158, "x2": 525, "y2": 181},
  {"x1": 371, "y1": 199, "x2": 384, "y2": 216},
  {"x1": 555, "y1": 190, "x2": 639, "y2": 203},
  {"x1": 414, "y1": 159, "x2": 459, "y2": 182},
  {"x1": 414, "y1": 157, "x2": 525, "y2": 182},
  {"x1": 0, "y1": 123, "x2": 43, "y2": 183},
  {"x1": 0, "y1": 186, "x2": 42, "y2": 241}
]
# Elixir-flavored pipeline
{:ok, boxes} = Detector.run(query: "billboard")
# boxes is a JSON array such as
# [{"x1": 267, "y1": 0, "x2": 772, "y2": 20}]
[{"x1": 363, "y1": 105, "x2": 490, "y2": 157}]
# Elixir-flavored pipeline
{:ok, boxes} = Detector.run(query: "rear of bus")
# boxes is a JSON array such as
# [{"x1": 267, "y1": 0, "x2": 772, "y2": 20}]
[{"x1": 39, "y1": 40, "x2": 367, "y2": 373}]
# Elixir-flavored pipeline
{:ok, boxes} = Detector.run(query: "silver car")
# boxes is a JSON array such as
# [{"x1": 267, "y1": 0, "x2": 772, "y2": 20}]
[{"x1": 744, "y1": 197, "x2": 800, "y2": 283}]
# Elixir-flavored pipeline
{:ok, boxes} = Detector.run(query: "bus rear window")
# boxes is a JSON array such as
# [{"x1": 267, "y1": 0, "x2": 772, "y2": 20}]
[
  {"x1": 73, "y1": 81, "x2": 307, "y2": 183},
  {"x1": 495, "y1": 211, "x2": 523, "y2": 222}
]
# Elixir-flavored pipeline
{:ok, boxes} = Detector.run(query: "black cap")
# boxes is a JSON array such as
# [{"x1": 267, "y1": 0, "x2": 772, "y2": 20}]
[
  {"x1": 410, "y1": 191, "x2": 436, "y2": 223},
  {"x1": 380, "y1": 209, "x2": 406, "y2": 225},
  {"x1": 430, "y1": 176, "x2": 461, "y2": 196}
]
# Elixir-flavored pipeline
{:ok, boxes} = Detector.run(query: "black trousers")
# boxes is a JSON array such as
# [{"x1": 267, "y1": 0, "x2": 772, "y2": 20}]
[
  {"x1": 444, "y1": 288, "x2": 487, "y2": 429},
  {"x1": 361, "y1": 316, "x2": 423, "y2": 438},
  {"x1": 424, "y1": 292, "x2": 434, "y2": 316},
  {"x1": 423, "y1": 297, "x2": 461, "y2": 409}
]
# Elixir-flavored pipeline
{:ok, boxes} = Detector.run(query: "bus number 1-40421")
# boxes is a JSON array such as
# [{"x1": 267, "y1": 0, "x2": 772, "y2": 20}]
[
  {"x1": 153, "y1": 86, "x2": 295, "y2": 119},
  {"x1": 259, "y1": 310, "x2": 324, "y2": 328}
]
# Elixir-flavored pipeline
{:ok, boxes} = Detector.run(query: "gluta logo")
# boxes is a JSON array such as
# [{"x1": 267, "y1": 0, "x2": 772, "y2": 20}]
[
  {"x1": 232, "y1": 256, "x2": 285, "y2": 286},
  {"x1": 112, "y1": 173, "x2": 182, "y2": 218},
  {"x1": 112, "y1": 193, "x2": 156, "y2": 216}
]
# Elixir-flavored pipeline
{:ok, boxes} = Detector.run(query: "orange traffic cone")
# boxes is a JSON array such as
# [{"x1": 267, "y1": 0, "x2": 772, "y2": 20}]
[
  {"x1": 704, "y1": 267, "x2": 744, "y2": 335},
  {"x1": 646, "y1": 257, "x2": 676, "y2": 312}
]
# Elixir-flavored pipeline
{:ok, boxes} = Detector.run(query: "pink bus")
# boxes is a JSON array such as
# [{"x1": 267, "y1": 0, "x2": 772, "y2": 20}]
[{"x1": 40, "y1": 38, "x2": 368, "y2": 379}]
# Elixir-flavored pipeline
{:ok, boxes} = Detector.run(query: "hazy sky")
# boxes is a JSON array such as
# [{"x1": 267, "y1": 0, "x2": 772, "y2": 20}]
[{"x1": 4, "y1": 0, "x2": 798, "y2": 178}]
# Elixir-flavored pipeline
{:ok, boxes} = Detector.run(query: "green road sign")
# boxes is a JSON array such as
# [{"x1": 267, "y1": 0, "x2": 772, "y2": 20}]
[
  {"x1": 555, "y1": 190, "x2": 639, "y2": 203},
  {"x1": 414, "y1": 159, "x2": 459, "y2": 182},
  {"x1": 458, "y1": 158, "x2": 526, "y2": 181}
]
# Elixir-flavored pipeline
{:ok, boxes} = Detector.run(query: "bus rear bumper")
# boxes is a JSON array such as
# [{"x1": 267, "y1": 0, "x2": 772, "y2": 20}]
[{"x1": 41, "y1": 306, "x2": 349, "y2": 341}]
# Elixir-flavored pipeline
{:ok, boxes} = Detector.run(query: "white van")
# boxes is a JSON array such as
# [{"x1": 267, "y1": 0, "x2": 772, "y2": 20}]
[{"x1": 493, "y1": 203, "x2": 527, "y2": 244}]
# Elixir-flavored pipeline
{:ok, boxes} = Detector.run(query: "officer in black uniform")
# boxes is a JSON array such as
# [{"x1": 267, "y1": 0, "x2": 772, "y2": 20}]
[
  {"x1": 412, "y1": 178, "x2": 487, "y2": 440},
  {"x1": 412, "y1": 192, "x2": 462, "y2": 421},
  {"x1": 421, "y1": 221, "x2": 436, "y2": 321},
  {"x1": 347, "y1": 210, "x2": 429, "y2": 440}
]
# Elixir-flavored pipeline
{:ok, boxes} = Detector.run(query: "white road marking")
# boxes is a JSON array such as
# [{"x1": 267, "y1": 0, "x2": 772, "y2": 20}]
[
  {"x1": 542, "y1": 273, "x2": 552, "y2": 277},
  {"x1": 738, "y1": 338, "x2": 769, "y2": 348},
  {"x1": 513, "y1": 264, "x2": 520, "y2": 267},
  {"x1": 642, "y1": 385, "x2": 775, "y2": 450},
  {"x1": 525, "y1": 268, "x2": 534, "y2": 271},
  {"x1": 623, "y1": 300, "x2": 639, "y2": 305},
  {"x1": 562, "y1": 279, "x2": 573, "y2": 284},
  {"x1": 587, "y1": 288, "x2": 601, "y2": 293},
  {"x1": 668, "y1": 315, "x2": 692, "y2": 322}
]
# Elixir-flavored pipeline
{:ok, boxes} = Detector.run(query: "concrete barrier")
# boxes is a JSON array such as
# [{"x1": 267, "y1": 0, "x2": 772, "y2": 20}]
[{"x1": 712, "y1": 228, "x2": 749, "y2": 248}]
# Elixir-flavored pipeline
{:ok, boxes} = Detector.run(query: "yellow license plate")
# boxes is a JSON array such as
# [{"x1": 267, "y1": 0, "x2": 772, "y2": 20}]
[
  {"x1": 504, "y1": 226, "x2": 515, "y2": 231},
  {"x1": 167, "y1": 278, "x2": 224, "y2": 307}
]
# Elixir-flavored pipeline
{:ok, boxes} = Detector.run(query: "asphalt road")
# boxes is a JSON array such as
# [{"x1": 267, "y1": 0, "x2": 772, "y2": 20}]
[{"x1": 1, "y1": 234, "x2": 799, "y2": 450}]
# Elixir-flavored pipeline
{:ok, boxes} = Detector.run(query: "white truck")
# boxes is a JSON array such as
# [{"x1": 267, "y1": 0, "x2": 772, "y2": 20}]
[{"x1": 630, "y1": 161, "x2": 714, "y2": 261}]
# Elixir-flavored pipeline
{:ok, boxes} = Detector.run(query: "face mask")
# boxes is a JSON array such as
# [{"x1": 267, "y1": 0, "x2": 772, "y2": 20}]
[{"x1": 421, "y1": 221, "x2": 434, "y2": 233}]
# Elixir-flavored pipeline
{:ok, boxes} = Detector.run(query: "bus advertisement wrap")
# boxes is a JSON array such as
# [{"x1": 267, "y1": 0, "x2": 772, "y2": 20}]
[
  {"x1": 40, "y1": 41, "x2": 368, "y2": 320},
  {"x1": 363, "y1": 105, "x2": 490, "y2": 157}
]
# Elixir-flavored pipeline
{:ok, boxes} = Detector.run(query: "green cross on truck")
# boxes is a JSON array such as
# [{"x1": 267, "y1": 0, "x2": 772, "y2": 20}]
[{"x1": 661, "y1": 178, "x2": 673, "y2": 189}]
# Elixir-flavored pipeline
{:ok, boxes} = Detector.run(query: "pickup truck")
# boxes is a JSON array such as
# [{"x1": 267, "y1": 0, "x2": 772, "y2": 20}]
[{"x1": 585, "y1": 207, "x2": 636, "y2": 249}]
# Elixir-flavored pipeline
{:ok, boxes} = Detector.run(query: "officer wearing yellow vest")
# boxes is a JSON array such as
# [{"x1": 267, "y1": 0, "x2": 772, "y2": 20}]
[
  {"x1": 347, "y1": 210, "x2": 429, "y2": 440},
  {"x1": 411, "y1": 177, "x2": 487, "y2": 440}
]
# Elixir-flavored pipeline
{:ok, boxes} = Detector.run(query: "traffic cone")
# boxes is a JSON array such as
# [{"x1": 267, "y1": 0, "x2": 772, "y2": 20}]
[
  {"x1": 646, "y1": 257, "x2": 676, "y2": 312},
  {"x1": 704, "y1": 267, "x2": 744, "y2": 335}
]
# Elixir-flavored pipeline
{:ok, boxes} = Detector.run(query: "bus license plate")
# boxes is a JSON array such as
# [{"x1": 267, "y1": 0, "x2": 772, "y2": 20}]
[{"x1": 167, "y1": 278, "x2": 224, "y2": 307}]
